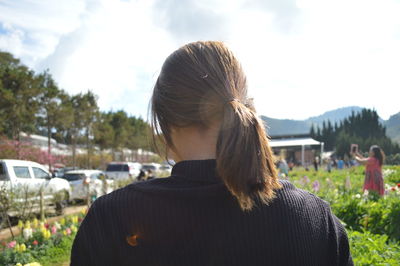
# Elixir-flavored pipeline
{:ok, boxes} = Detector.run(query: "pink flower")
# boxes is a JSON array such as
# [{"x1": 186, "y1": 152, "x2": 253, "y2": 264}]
[
  {"x1": 33, "y1": 240, "x2": 38, "y2": 245},
  {"x1": 7, "y1": 240, "x2": 16, "y2": 248},
  {"x1": 392, "y1": 187, "x2": 396, "y2": 191},
  {"x1": 66, "y1": 228, "x2": 72, "y2": 235},
  {"x1": 51, "y1": 225, "x2": 57, "y2": 234},
  {"x1": 312, "y1": 180, "x2": 320, "y2": 192}
]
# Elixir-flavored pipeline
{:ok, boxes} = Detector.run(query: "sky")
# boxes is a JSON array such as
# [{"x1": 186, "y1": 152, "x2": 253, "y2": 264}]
[{"x1": 1, "y1": 0, "x2": 399, "y2": 121}]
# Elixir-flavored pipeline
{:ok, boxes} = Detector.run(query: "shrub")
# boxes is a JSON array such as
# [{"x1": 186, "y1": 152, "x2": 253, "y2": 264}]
[{"x1": 349, "y1": 230, "x2": 400, "y2": 265}]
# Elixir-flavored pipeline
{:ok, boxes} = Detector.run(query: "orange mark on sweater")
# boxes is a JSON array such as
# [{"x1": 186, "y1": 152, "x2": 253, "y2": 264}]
[{"x1": 126, "y1": 234, "x2": 139, "y2": 247}]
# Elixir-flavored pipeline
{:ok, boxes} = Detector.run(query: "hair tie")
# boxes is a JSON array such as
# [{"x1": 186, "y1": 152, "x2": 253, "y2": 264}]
[
  {"x1": 225, "y1": 98, "x2": 251, "y2": 108},
  {"x1": 225, "y1": 98, "x2": 239, "y2": 106}
]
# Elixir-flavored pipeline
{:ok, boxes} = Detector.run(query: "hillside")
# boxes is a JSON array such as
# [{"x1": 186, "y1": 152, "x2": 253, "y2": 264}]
[
  {"x1": 261, "y1": 107, "x2": 400, "y2": 143},
  {"x1": 307, "y1": 106, "x2": 363, "y2": 125},
  {"x1": 386, "y1": 112, "x2": 400, "y2": 143}
]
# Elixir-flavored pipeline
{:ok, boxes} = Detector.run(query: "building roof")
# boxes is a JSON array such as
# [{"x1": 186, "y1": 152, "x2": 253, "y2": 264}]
[{"x1": 269, "y1": 138, "x2": 322, "y2": 148}]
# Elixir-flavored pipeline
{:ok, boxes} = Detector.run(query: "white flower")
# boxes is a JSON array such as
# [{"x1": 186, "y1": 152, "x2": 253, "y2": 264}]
[
  {"x1": 23, "y1": 227, "x2": 33, "y2": 240},
  {"x1": 355, "y1": 194, "x2": 361, "y2": 199},
  {"x1": 383, "y1": 169, "x2": 395, "y2": 178},
  {"x1": 54, "y1": 222, "x2": 61, "y2": 230}
]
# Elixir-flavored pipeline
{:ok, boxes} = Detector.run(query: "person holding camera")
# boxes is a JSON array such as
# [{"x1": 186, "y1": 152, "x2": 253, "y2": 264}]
[{"x1": 353, "y1": 145, "x2": 385, "y2": 196}]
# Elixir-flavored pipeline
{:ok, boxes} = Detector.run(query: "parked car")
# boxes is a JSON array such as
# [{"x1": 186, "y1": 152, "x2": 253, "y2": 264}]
[
  {"x1": 0, "y1": 159, "x2": 71, "y2": 215},
  {"x1": 64, "y1": 170, "x2": 113, "y2": 202},
  {"x1": 105, "y1": 162, "x2": 142, "y2": 180},
  {"x1": 141, "y1": 163, "x2": 161, "y2": 173},
  {"x1": 53, "y1": 166, "x2": 80, "y2": 178},
  {"x1": 159, "y1": 164, "x2": 172, "y2": 172},
  {"x1": 158, "y1": 164, "x2": 172, "y2": 176}
]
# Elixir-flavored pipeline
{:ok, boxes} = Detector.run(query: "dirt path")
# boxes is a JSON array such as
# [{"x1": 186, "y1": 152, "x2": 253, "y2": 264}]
[{"x1": 0, "y1": 205, "x2": 87, "y2": 241}]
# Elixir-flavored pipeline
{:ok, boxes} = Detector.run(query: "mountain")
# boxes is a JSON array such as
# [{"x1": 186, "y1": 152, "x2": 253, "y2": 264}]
[
  {"x1": 262, "y1": 117, "x2": 310, "y2": 136},
  {"x1": 262, "y1": 106, "x2": 364, "y2": 136},
  {"x1": 385, "y1": 112, "x2": 400, "y2": 143},
  {"x1": 261, "y1": 107, "x2": 400, "y2": 143},
  {"x1": 307, "y1": 106, "x2": 363, "y2": 125}
]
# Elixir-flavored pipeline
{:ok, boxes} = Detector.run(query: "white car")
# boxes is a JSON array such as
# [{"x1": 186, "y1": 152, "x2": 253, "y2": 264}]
[
  {"x1": 64, "y1": 170, "x2": 114, "y2": 202},
  {"x1": 105, "y1": 162, "x2": 142, "y2": 180},
  {"x1": 141, "y1": 163, "x2": 162, "y2": 174},
  {"x1": 0, "y1": 159, "x2": 71, "y2": 215}
]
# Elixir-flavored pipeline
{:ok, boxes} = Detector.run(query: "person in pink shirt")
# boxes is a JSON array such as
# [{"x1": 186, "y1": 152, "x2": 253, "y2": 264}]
[{"x1": 353, "y1": 145, "x2": 385, "y2": 196}]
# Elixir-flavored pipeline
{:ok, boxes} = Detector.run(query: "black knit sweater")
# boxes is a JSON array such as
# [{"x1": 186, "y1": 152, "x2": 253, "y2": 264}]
[{"x1": 71, "y1": 160, "x2": 353, "y2": 266}]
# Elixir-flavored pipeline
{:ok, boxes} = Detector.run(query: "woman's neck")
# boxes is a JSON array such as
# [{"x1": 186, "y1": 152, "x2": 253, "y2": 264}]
[{"x1": 170, "y1": 125, "x2": 218, "y2": 163}]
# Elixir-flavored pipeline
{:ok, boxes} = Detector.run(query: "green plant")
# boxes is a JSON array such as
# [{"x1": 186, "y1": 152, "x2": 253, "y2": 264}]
[{"x1": 349, "y1": 230, "x2": 400, "y2": 265}]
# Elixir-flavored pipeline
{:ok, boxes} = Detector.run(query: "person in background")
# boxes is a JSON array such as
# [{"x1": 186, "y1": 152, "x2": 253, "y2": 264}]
[
  {"x1": 337, "y1": 157, "x2": 344, "y2": 170},
  {"x1": 326, "y1": 158, "x2": 332, "y2": 173},
  {"x1": 278, "y1": 158, "x2": 289, "y2": 178},
  {"x1": 71, "y1": 41, "x2": 352, "y2": 266},
  {"x1": 146, "y1": 169, "x2": 156, "y2": 180},
  {"x1": 136, "y1": 170, "x2": 146, "y2": 181},
  {"x1": 353, "y1": 145, "x2": 385, "y2": 196},
  {"x1": 288, "y1": 160, "x2": 294, "y2": 171},
  {"x1": 313, "y1": 156, "x2": 319, "y2": 171}
]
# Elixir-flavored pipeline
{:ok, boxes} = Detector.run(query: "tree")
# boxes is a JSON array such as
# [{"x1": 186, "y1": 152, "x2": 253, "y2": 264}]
[
  {"x1": 70, "y1": 92, "x2": 99, "y2": 168},
  {"x1": 310, "y1": 108, "x2": 400, "y2": 157},
  {"x1": 36, "y1": 71, "x2": 64, "y2": 170},
  {"x1": 93, "y1": 112, "x2": 114, "y2": 152},
  {"x1": 126, "y1": 116, "x2": 151, "y2": 154},
  {"x1": 0, "y1": 54, "x2": 40, "y2": 142},
  {"x1": 109, "y1": 111, "x2": 130, "y2": 160}
]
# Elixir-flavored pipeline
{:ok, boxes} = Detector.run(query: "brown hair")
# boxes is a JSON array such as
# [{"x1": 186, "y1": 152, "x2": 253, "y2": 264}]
[
  {"x1": 151, "y1": 41, "x2": 281, "y2": 210},
  {"x1": 370, "y1": 145, "x2": 385, "y2": 166}
]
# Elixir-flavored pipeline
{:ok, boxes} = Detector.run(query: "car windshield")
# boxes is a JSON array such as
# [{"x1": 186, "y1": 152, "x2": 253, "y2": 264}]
[
  {"x1": 142, "y1": 165, "x2": 156, "y2": 171},
  {"x1": 64, "y1": 173, "x2": 86, "y2": 181},
  {"x1": 106, "y1": 164, "x2": 129, "y2": 172}
]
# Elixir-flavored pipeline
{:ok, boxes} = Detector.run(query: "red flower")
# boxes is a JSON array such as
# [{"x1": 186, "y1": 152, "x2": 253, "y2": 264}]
[
  {"x1": 45, "y1": 223, "x2": 50, "y2": 229},
  {"x1": 392, "y1": 187, "x2": 396, "y2": 191},
  {"x1": 33, "y1": 240, "x2": 38, "y2": 245},
  {"x1": 397, "y1": 183, "x2": 400, "y2": 188}
]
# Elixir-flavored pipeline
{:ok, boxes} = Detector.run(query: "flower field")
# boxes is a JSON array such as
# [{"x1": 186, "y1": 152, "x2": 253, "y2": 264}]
[
  {"x1": 0, "y1": 210, "x2": 86, "y2": 266},
  {"x1": 288, "y1": 165, "x2": 400, "y2": 264},
  {"x1": 1, "y1": 166, "x2": 399, "y2": 265}
]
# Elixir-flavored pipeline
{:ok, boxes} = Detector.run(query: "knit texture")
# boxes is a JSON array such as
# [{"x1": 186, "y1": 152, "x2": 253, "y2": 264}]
[{"x1": 71, "y1": 159, "x2": 353, "y2": 266}]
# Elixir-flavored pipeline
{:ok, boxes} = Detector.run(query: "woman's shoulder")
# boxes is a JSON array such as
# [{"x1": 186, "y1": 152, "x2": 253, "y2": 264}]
[
  {"x1": 88, "y1": 177, "x2": 192, "y2": 214},
  {"x1": 275, "y1": 180, "x2": 331, "y2": 213}
]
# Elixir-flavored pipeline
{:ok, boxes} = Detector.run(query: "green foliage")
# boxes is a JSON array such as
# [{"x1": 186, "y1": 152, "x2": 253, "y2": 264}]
[
  {"x1": 349, "y1": 230, "x2": 400, "y2": 265},
  {"x1": 0, "y1": 50, "x2": 154, "y2": 168},
  {"x1": 330, "y1": 195, "x2": 367, "y2": 231},
  {"x1": 0, "y1": 54, "x2": 40, "y2": 139},
  {"x1": 290, "y1": 166, "x2": 400, "y2": 242},
  {"x1": 386, "y1": 154, "x2": 400, "y2": 166},
  {"x1": 37, "y1": 236, "x2": 74, "y2": 266}
]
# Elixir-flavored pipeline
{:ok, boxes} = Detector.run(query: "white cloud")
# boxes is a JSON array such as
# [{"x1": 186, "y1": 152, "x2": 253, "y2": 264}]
[{"x1": 0, "y1": 0, "x2": 399, "y2": 120}]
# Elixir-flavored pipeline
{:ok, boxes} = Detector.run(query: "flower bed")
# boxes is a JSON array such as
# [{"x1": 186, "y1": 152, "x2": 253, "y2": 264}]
[
  {"x1": 287, "y1": 165, "x2": 400, "y2": 263},
  {"x1": 0, "y1": 210, "x2": 86, "y2": 266},
  {"x1": 288, "y1": 166, "x2": 400, "y2": 242}
]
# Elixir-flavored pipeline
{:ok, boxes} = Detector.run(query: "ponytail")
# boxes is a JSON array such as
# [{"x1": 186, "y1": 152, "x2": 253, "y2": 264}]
[{"x1": 216, "y1": 99, "x2": 281, "y2": 211}]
